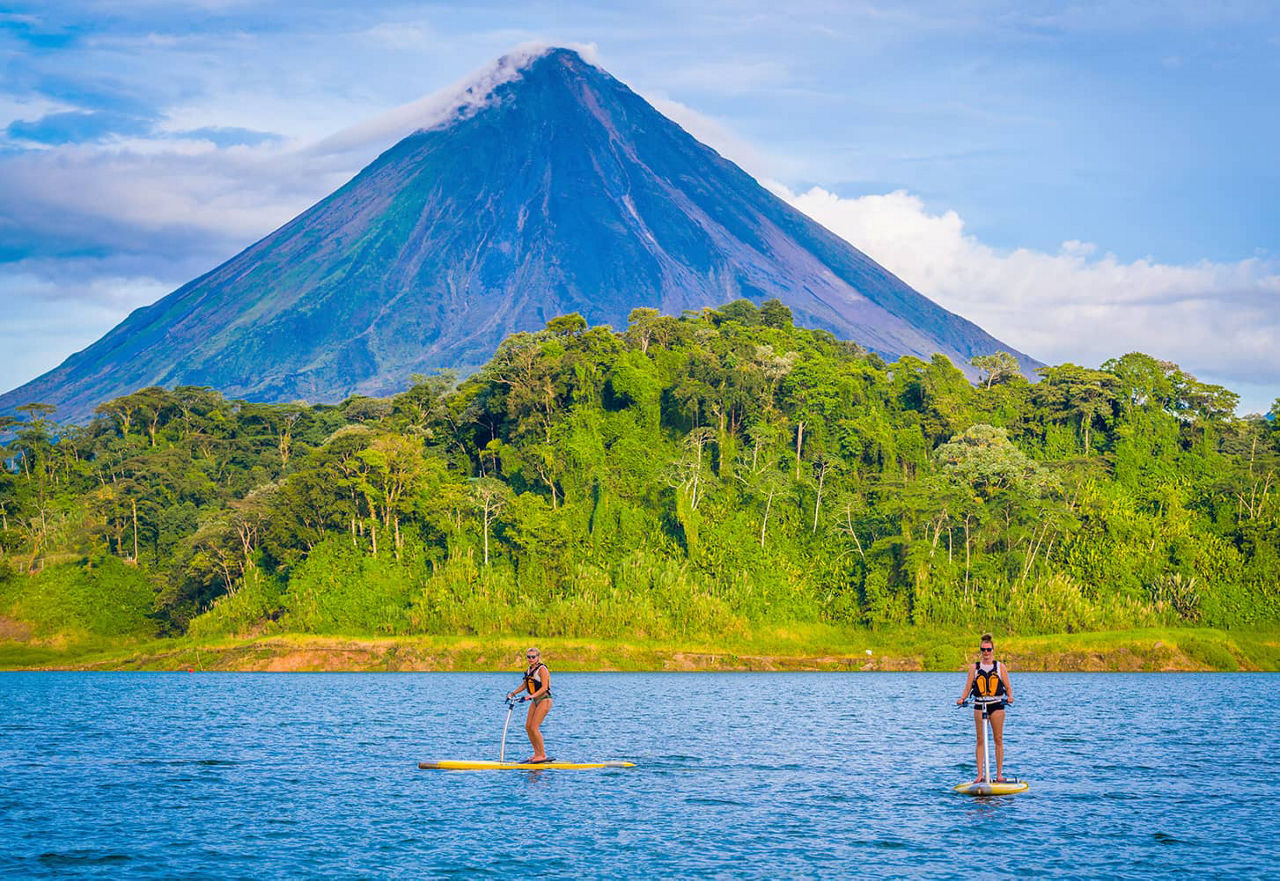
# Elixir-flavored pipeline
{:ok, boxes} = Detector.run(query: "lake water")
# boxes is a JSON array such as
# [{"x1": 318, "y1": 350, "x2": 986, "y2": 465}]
[{"x1": 1, "y1": 672, "x2": 1277, "y2": 878}]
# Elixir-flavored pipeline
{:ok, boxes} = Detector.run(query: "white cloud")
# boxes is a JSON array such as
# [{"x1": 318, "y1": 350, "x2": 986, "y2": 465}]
[
  {"x1": 771, "y1": 183, "x2": 1280, "y2": 412},
  {"x1": 156, "y1": 92, "x2": 361, "y2": 145},
  {"x1": 0, "y1": 94, "x2": 77, "y2": 130},
  {"x1": 0, "y1": 268, "x2": 171, "y2": 391},
  {"x1": 312, "y1": 41, "x2": 601, "y2": 157},
  {"x1": 0, "y1": 136, "x2": 360, "y2": 255}
]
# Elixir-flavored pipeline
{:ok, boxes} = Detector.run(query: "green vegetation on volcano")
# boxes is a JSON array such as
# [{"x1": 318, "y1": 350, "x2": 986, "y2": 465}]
[{"x1": 2, "y1": 301, "x2": 1277, "y2": 663}]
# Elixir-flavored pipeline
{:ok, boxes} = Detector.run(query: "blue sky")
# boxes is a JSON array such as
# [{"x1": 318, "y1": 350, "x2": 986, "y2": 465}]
[{"x1": 2, "y1": 1, "x2": 1277, "y2": 412}]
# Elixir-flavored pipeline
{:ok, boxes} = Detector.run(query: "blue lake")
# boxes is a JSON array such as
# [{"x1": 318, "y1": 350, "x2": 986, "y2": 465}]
[{"x1": 2, "y1": 672, "x2": 1278, "y2": 878}]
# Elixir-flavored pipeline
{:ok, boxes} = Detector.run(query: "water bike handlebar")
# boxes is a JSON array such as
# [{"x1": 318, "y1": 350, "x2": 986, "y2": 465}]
[{"x1": 956, "y1": 698, "x2": 1017, "y2": 709}]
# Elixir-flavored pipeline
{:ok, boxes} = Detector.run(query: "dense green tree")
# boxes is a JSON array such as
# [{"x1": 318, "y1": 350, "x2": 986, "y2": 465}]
[
  {"x1": 971, "y1": 351, "x2": 1020, "y2": 389},
  {"x1": 2, "y1": 309, "x2": 1277, "y2": 640}
]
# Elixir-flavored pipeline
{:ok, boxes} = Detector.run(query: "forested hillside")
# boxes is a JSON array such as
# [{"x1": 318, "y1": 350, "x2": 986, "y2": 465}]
[{"x1": 2, "y1": 300, "x2": 1277, "y2": 647}]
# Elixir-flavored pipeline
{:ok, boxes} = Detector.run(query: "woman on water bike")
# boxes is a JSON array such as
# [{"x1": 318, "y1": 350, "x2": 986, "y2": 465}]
[
  {"x1": 957, "y1": 633, "x2": 1015, "y2": 782},
  {"x1": 506, "y1": 647, "x2": 553, "y2": 763}
]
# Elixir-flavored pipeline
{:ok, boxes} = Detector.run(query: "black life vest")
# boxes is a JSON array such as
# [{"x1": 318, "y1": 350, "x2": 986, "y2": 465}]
[
  {"x1": 970, "y1": 660, "x2": 1007, "y2": 704},
  {"x1": 523, "y1": 663, "x2": 551, "y2": 698}
]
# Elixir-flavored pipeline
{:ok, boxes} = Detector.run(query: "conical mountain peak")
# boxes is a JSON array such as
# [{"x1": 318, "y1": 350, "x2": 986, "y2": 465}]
[
  {"x1": 0, "y1": 47, "x2": 1037, "y2": 420},
  {"x1": 407, "y1": 44, "x2": 604, "y2": 133},
  {"x1": 318, "y1": 44, "x2": 603, "y2": 154}
]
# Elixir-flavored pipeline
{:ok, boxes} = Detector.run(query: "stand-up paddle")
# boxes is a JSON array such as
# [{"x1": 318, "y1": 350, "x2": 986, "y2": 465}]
[{"x1": 953, "y1": 700, "x2": 1029, "y2": 796}]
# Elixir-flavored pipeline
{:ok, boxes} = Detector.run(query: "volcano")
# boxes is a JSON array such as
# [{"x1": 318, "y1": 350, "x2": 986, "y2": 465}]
[{"x1": 1, "y1": 47, "x2": 1038, "y2": 420}]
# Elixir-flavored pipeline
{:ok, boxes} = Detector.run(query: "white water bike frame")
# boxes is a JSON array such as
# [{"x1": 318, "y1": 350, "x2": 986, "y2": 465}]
[
  {"x1": 500, "y1": 698, "x2": 515, "y2": 763},
  {"x1": 979, "y1": 701, "x2": 992, "y2": 782}
]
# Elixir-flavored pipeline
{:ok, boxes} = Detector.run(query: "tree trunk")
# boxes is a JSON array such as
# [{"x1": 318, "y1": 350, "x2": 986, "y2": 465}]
[
  {"x1": 759, "y1": 490, "x2": 773, "y2": 547},
  {"x1": 963, "y1": 515, "x2": 972, "y2": 597},
  {"x1": 811, "y1": 463, "x2": 826, "y2": 533},
  {"x1": 795, "y1": 421, "x2": 804, "y2": 481}
]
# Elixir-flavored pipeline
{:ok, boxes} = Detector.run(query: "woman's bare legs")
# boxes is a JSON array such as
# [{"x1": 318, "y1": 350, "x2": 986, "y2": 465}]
[{"x1": 524, "y1": 699, "x2": 553, "y2": 762}]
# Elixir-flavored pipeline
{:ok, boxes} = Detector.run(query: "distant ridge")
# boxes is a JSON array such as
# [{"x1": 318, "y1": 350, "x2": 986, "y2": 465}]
[{"x1": 1, "y1": 46, "x2": 1039, "y2": 421}]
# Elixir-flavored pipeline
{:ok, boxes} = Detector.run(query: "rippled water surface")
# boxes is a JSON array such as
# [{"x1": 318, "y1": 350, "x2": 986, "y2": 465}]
[{"x1": 2, "y1": 672, "x2": 1278, "y2": 878}]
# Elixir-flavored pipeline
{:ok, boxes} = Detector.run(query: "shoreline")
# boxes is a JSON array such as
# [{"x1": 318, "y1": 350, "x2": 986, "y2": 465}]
[{"x1": 2, "y1": 626, "x2": 1277, "y2": 672}]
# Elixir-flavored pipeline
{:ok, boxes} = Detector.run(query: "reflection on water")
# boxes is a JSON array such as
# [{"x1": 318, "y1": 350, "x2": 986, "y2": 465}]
[{"x1": 1, "y1": 672, "x2": 1277, "y2": 878}]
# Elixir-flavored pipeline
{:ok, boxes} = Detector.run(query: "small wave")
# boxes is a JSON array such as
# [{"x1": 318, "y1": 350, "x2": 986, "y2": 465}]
[
  {"x1": 873, "y1": 839, "x2": 910, "y2": 850},
  {"x1": 685, "y1": 796, "x2": 748, "y2": 807},
  {"x1": 39, "y1": 850, "x2": 132, "y2": 867}
]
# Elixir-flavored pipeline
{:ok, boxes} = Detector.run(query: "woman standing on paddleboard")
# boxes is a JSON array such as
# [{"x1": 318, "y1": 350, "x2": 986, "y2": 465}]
[
  {"x1": 957, "y1": 633, "x2": 1015, "y2": 782},
  {"x1": 506, "y1": 647, "x2": 553, "y2": 763}
]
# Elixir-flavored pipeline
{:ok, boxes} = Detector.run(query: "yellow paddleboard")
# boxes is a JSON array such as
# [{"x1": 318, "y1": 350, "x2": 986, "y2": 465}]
[
  {"x1": 419, "y1": 760, "x2": 636, "y2": 771},
  {"x1": 952, "y1": 780, "x2": 1030, "y2": 796}
]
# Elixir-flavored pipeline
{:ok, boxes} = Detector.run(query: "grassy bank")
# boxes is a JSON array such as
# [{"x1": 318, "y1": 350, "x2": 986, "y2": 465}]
[{"x1": 2, "y1": 626, "x2": 1277, "y2": 672}]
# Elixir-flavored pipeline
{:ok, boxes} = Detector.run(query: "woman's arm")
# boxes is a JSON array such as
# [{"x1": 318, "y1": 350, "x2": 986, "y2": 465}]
[
  {"x1": 1000, "y1": 662, "x2": 1014, "y2": 703},
  {"x1": 957, "y1": 666, "x2": 975, "y2": 704}
]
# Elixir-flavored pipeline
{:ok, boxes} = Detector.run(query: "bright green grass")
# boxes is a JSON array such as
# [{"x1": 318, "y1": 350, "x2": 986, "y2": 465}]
[{"x1": 3, "y1": 625, "x2": 1276, "y2": 672}]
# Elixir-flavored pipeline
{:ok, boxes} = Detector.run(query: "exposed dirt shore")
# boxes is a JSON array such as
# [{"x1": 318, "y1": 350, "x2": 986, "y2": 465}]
[{"x1": 4, "y1": 628, "x2": 1276, "y2": 672}]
